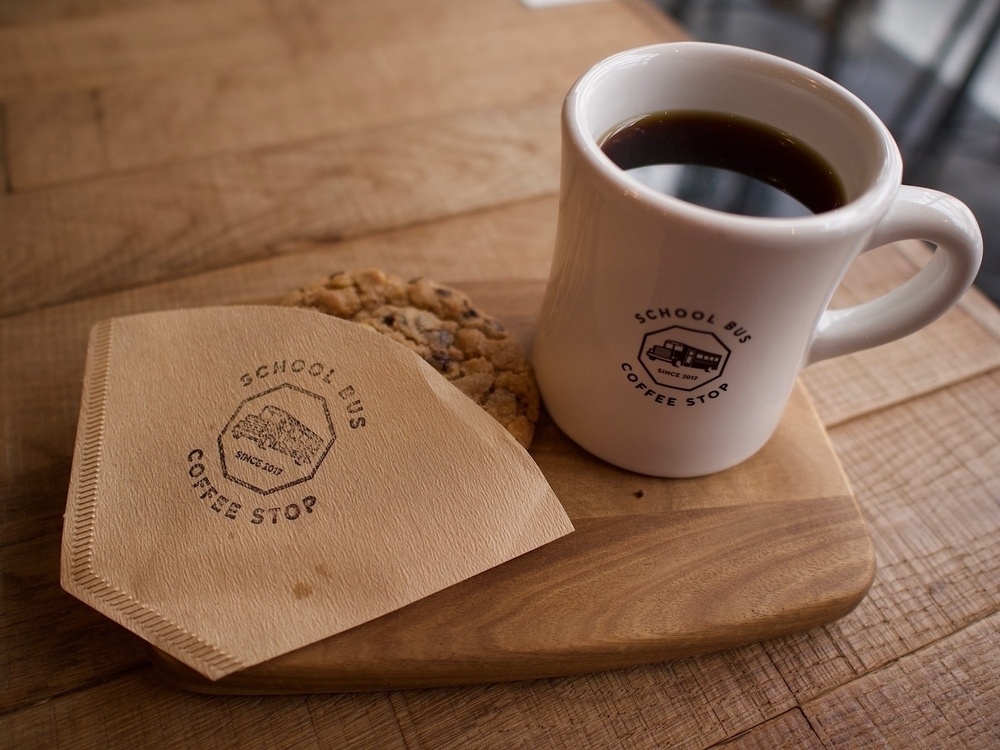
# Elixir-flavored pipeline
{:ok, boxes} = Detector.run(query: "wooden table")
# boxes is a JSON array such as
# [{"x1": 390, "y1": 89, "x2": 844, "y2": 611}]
[{"x1": 3, "y1": 0, "x2": 999, "y2": 746}]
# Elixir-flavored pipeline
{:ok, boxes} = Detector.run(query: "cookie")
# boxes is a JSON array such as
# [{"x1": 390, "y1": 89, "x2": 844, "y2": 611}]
[{"x1": 282, "y1": 269, "x2": 540, "y2": 448}]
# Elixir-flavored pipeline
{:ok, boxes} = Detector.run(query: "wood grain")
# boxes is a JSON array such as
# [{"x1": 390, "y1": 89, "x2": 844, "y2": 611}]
[
  {"x1": 0, "y1": 268, "x2": 873, "y2": 698},
  {"x1": 801, "y1": 242, "x2": 1000, "y2": 426},
  {"x1": 142, "y1": 279, "x2": 872, "y2": 692},
  {"x1": 0, "y1": 101, "x2": 8, "y2": 192},
  {"x1": 1, "y1": 645, "x2": 798, "y2": 750},
  {"x1": 15, "y1": 216, "x2": 963, "y2": 547},
  {"x1": 0, "y1": 0, "x2": 665, "y2": 318},
  {"x1": 803, "y1": 611, "x2": 1000, "y2": 749},
  {"x1": 0, "y1": 0, "x2": 285, "y2": 96},
  {"x1": 153, "y1": 477, "x2": 871, "y2": 692},
  {"x1": 5, "y1": 0, "x2": 660, "y2": 188},
  {"x1": 0, "y1": 201, "x2": 559, "y2": 712},
  {"x1": 384, "y1": 647, "x2": 797, "y2": 750},
  {"x1": 2, "y1": 197, "x2": 995, "y2": 715},
  {"x1": 0, "y1": 98, "x2": 563, "y2": 316},
  {"x1": 0, "y1": 518, "x2": 150, "y2": 715},
  {"x1": 0, "y1": 667, "x2": 409, "y2": 750},
  {"x1": 3, "y1": 0, "x2": 999, "y2": 746},
  {"x1": 713, "y1": 709, "x2": 822, "y2": 749},
  {"x1": 0, "y1": 199, "x2": 557, "y2": 544},
  {"x1": 763, "y1": 368, "x2": 1000, "y2": 705},
  {"x1": 0, "y1": 1, "x2": 200, "y2": 28}
]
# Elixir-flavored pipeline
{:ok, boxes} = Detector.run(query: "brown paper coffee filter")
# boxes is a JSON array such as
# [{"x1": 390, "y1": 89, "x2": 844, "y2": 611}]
[{"x1": 61, "y1": 306, "x2": 573, "y2": 680}]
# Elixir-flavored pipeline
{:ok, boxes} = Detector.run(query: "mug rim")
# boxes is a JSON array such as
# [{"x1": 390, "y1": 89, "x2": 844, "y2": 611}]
[{"x1": 565, "y1": 42, "x2": 903, "y2": 234}]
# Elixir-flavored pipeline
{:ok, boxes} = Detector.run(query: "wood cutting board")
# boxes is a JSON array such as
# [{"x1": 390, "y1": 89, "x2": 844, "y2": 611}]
[{"x1": 150, "y1": 280, "x2": 876, "y2": 694}]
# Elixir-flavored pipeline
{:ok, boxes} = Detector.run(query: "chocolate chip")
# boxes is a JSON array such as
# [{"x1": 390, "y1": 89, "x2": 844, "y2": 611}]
[
  {"x1": 429, "y1": 329, "x2": 455, "y2": 347},
  {"x1": 431, "y1": 350, "x2": 452, "y2": 371}
]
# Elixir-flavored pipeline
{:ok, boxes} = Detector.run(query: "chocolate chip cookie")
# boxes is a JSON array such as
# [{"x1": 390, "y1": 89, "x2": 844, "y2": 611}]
[{"x1": 283, "y1": 269, "x2": 539, "y2": 448}]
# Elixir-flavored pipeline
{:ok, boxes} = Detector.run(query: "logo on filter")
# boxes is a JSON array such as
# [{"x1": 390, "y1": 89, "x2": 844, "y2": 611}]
[
  {"x1": 218, "y1": 383, "x2": 336, "y2": 495},
  {"x1": 638, "y1": 326, "x2": 730, "y2": 391}
]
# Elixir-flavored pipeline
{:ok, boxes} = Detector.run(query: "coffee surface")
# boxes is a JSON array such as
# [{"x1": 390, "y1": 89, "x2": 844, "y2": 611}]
[{"x1": 600, "y1": 111, "x2": 845, "y2": 217}]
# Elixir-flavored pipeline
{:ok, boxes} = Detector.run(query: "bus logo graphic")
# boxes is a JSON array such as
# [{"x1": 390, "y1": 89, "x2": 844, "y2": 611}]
[
  {"x1": 218, "y1": 383, "x2": 336, "y2": 495},
  {"x1": 231, "y1": 405, "x2": 323, "y2": 466},
  {"x1": 645, "y1": 340, "x2": 722, "y2": 372},
  {"x1": 638, "y1": 326, "x2": 730, "y2": 391}
]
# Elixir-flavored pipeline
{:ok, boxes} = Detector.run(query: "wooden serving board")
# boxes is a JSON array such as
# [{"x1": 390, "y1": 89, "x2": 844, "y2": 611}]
[{"x1": 151, "y1": 281, "x2": 875, "y2": 694}]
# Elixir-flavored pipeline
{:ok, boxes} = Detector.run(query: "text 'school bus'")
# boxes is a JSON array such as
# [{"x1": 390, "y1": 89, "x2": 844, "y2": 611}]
[
  {"x1": 231, "y1": 405, "x2": 324, "y2": 466},
  {"x1": 646, "y1": 340, "x2": 722, "y2": 371}
]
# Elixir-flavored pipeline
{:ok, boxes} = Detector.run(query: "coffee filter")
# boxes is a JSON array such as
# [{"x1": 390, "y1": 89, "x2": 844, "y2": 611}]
[{"x1": 61, "y1": 306, "x2": 573, "y2": 680}]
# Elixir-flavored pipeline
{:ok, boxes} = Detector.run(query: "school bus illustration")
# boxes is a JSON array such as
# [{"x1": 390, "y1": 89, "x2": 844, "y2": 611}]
[
  {"x1": 646, "y1": 339, "x2": 722, "y2": 372},
  {"x1": 231, "y1": 405, "x2": 323, "y2": 466}
]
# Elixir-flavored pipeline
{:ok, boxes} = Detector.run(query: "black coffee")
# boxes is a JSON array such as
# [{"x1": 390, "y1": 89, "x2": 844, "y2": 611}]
[{"x1": 599, "y1": 111, "x2": 846, "y2": 217}]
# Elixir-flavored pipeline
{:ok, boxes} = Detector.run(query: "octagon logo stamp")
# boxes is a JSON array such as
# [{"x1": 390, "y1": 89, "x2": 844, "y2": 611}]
[
  {"x1": 218, "y1": 383, "x2": 336, "y2": 495},
  {"x1": 639, "y1": 325, "x2": 731, "y2": 391}
]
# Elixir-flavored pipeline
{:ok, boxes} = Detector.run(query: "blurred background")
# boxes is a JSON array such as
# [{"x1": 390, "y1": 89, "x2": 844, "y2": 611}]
[{"x1": 654, "y1": 0, "x2": 1000, "y2": 304}]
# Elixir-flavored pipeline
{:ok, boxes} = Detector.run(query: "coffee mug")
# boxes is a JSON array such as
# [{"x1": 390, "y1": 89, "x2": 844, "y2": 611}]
[{"x1": 533, "y1": 42, "x2": 983, "y2": 477}]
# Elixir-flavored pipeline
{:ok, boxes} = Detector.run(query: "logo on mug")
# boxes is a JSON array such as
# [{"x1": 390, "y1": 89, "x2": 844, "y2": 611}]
[{"x1": 638, "y1": 326, "x2": 730, "y2": 391}]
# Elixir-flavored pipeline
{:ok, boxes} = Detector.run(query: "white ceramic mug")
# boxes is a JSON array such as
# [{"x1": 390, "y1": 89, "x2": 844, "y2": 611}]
[{"x1": 533, "y1": 42, "x2": 983, "y2": 477}]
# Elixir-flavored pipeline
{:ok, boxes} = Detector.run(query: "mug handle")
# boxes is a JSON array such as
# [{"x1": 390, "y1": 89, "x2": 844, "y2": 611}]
[{"x1": 806, "y1": 185, "x2": 983, "y2": 365}]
